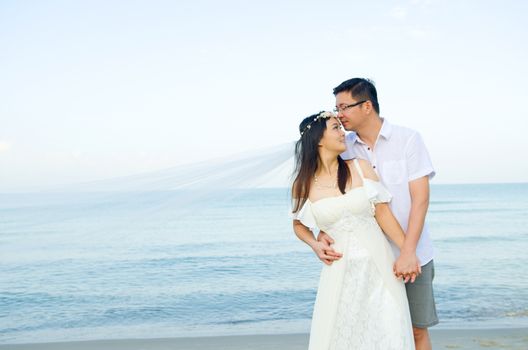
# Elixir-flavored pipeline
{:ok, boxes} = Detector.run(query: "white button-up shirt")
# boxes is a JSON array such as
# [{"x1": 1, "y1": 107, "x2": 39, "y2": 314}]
[{"x1": 340, "y1": 119, "x2": 435, "y2": 265}]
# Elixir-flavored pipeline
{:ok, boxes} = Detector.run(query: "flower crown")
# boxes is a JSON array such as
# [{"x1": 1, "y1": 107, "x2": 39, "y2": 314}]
[{"x1": 300, "y1": 111, "x2": 336, "y2": 136}]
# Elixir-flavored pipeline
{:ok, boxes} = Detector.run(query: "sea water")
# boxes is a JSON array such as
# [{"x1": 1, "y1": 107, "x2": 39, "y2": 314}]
[{"x1": 1, "y1": 183, "x2": 527, "y2": 344}]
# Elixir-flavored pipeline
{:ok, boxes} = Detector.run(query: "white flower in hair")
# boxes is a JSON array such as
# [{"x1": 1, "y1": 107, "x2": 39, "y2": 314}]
[
  {"x1": 300, "y1": 111, "x2": 336, "y2": 136},
  {"x1": 318, "y1": 111, "x2": 336, "y2": 119}
]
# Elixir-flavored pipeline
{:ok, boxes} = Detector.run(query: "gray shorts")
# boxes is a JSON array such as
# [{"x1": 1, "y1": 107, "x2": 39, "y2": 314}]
[{"x1": 405, "y1": 259, "x2": 439, "y2": 328}]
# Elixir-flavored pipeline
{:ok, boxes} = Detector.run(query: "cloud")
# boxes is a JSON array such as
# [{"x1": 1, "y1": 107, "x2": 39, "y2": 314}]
[
  {"x1": 410, "y1": 0, "x2": 433, "y2": 6},
  {"x1": 408, "y1": 28, "x2": 429, "y2": 39},
  {"x1": 389, "y1": 7, "x2": 408, "y2": 20},
  {"x1": 0, "y1": 141, "x2": 12, "y2": 153}
]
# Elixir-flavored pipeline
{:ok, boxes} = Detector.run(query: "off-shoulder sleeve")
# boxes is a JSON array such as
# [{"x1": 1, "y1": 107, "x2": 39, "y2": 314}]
[
  {"x1": 290, "y1": 200, "x2": 317, "y2": 229},
  {"x1": 363, "y1": 178, "x2": 392, "y2": 204}
]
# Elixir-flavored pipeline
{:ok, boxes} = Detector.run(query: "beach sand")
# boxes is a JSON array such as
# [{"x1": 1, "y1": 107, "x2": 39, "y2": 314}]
[{"x1": 1, "y1": 328, "x2": 527, "y2": 350}]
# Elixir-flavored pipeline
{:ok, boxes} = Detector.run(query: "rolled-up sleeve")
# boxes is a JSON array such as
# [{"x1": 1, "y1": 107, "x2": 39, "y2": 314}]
[{"x1": 405, "y1": 132, "x2": 435, "y2": 181}]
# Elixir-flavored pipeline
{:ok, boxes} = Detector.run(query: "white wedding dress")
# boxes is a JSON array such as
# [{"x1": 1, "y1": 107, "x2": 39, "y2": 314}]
[{"x1": 294, "y1": 159, "x2": 415, "y2": 350}]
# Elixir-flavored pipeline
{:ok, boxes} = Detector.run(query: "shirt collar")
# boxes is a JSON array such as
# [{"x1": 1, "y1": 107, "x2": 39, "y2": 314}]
[
  {"x1": 378, "y1": 118, "x2": 393, "y2": 139},
  {"x1": 351, "y1": 118, "x2": 393, "y2": 145}
]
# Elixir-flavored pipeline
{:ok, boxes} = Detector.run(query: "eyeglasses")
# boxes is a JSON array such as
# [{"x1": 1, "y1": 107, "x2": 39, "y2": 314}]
[{"x1": 333, "y1": 100, "x2": 367, "y2": 113}]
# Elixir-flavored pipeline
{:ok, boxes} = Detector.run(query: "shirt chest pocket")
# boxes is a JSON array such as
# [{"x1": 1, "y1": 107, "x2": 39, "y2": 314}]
[{"x1": 380, "y1": 160, "x2": 407, "y2": 184}]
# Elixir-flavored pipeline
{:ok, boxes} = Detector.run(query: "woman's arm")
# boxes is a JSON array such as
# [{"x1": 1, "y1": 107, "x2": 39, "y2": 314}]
[
  {"x1": 373, "y1": 203, "x2": 405, "y2": 249},
  {"x1": 356, "y1": 159, "x2": 405, "y2": 248},
  {"x1": 293, "y1": 219, "x2": 317, "y2": 246}
]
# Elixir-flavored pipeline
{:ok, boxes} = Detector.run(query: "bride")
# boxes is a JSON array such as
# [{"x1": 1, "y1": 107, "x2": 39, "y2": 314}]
[{"x1": 291, "y1": 111, "x2": 415, "y2": 349}]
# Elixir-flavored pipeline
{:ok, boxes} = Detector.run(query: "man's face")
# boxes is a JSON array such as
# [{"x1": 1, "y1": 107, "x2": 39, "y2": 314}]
[{"x1": 335, "y1": 91, "x2": 367, "y2": 132}]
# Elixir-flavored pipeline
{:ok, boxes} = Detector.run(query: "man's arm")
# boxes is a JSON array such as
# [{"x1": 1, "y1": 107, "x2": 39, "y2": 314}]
[
  {"x1": 393, "y1": 176, "x2": 429, "y2": 281},
  {"x1": 293, "y1": 220, "x2": 342, "y2": 265},
  {"x1": 394, "y1": 130, "x2": 434, "y2": 282},
  {"x1": 316, "y1": 231, "x2": 343, "y2": 265}
]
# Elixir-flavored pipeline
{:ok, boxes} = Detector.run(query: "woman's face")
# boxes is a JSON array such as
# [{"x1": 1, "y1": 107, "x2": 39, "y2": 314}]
[{"x1": 319, "y1": 117, "x2": 346, "y2": 153}]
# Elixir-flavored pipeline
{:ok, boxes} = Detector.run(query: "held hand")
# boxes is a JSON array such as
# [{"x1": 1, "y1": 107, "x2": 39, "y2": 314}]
[
  {"x1": 393, "y1": 251, "x2": 421, "y2": 283},
  {"x1": 393, "y1": 267, "x2": 418, "y2": 283},
  {"x1": 317, "y1": 231, "x2": 334, "y2": 246},
  {"x1": 311, "y1": 231, "x2": 342, "y2": 265}
]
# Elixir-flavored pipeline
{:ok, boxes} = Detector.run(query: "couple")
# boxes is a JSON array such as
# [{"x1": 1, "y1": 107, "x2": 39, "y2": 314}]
[{"x1": 291, "y1": 78, "x2": 438, "y2": 349}]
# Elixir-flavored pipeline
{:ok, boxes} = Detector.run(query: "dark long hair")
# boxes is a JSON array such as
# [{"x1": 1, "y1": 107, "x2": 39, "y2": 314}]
[{"x1": 291, "y1": 112, "x2": 350, "y2": 213}]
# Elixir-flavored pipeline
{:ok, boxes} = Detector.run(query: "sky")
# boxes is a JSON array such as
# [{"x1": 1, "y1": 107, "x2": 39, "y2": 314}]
[{"x1": 1, "y1": 0, "x2": 527, "y2": 191}]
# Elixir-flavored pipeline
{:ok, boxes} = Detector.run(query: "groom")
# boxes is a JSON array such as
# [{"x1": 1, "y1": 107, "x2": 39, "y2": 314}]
[{"x1": 317, "y1": 78, "x2": 438, "y2": 350}]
